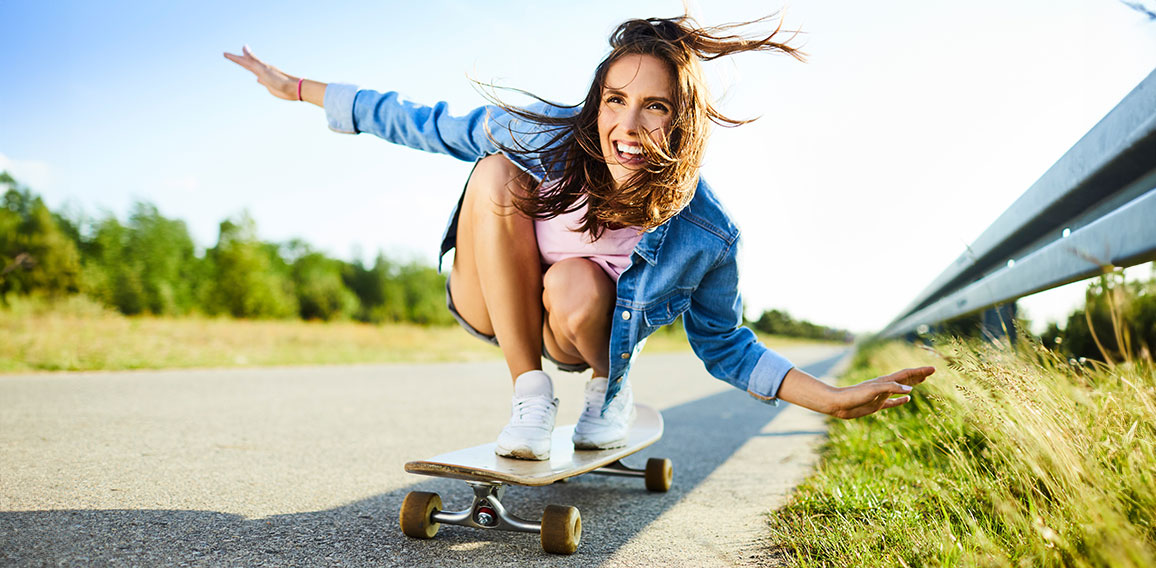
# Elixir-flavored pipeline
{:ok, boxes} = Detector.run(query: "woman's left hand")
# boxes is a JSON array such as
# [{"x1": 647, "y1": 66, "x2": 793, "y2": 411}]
[{"x1": 828, "y1": 366, "x2": 935, "y2": 419}]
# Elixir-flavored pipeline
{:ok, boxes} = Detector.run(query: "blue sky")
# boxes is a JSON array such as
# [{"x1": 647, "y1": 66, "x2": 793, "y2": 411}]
[{"x1": 2, "y1": 1, "x2": 1154, "y2": 332}]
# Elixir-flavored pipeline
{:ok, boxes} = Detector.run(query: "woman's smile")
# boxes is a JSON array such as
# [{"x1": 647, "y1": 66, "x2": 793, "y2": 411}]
[{"x1": 613, "y1": 140, "x2": 645, "y2": 166}]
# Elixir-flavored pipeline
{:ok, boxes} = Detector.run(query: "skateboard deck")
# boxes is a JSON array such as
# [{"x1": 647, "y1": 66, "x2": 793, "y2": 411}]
[
  {"x1": 399, "y1": 403, "x2": 672, "y2": 555},
  {"x1": 405, "y1": 403, "x2": 664, "y2": 486}
]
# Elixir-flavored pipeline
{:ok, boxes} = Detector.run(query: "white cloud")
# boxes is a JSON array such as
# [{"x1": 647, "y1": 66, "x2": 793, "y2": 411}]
[{"x1": 0, "y1": 153, "x2": 54, "y2": 191}]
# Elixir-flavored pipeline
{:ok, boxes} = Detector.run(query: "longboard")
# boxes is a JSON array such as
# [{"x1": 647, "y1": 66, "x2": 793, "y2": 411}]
[{"x1": 399, "y1": 403, "x2": 673, "y2": 555}]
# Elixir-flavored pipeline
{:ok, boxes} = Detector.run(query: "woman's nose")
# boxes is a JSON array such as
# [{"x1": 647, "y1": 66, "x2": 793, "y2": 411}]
[{"x1": 620, "y1": 108, "x2": 641, "y2": 135}]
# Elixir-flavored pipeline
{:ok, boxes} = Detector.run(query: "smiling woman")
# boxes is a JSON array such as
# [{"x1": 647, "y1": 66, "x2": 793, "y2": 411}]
[{"x1": 224, "y1": 13, "x2": 934, "y2": 464}]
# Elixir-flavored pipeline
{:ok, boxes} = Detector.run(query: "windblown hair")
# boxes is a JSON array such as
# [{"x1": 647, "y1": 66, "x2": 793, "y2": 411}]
[{"x1": 489, "y1": 14, "x2": 804, "y2": 237}]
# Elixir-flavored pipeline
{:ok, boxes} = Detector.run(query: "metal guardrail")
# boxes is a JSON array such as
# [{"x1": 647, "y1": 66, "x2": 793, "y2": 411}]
[{"x1": 880, "y1": 67, "x2": 1156, "y2": 339}]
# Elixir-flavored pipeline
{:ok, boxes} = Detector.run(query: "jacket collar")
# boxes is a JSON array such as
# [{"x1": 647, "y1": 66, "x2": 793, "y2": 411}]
[{"x1": 633, "y1": 219, "x2": 671, "y2": 266}]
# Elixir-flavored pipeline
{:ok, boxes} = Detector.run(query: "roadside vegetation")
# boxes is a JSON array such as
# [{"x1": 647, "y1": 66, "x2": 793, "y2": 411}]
[
  {"x1": 769, "y1": 270, "x2": 1156, "y2": 566},
  {"x1": 0, "y1": 172, "x2": 846, "y2": 372},
  {"x1": 0, "y1": 295, "x2": 836, "y2": 372},
  {"x1": 0, "y1": 172, "x2": 452, "y2": 325}
]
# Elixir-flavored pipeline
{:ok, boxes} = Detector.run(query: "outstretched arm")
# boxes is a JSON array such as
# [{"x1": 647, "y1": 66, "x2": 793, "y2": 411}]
[
  {"x1": 223, "y1": 45, "x2": 326, "y2": 107},
  {"x1": 776, "y1": 365, "x2": 935, "y2": 419},
  {"x1": 222, "y1": 45, "x2": 549, "y2": 165}
]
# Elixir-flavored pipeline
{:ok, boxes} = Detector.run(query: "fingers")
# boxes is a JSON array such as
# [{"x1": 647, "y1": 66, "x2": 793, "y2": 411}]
[
  {"x1": 223, "y1": 50, "x2": 256, "y2": 74},
  {"x1": 223, "y1": 45, "x2": 263, "y2": 72},
  {"x1": 880, "y1": 395, "x2": 910, "y2": 409},
  {"x1": 886, "y1": 366, "x2": 935, "y2": 386},
  {"x1": 881, "y1": 381, "x2": 914, "y2": 396}
]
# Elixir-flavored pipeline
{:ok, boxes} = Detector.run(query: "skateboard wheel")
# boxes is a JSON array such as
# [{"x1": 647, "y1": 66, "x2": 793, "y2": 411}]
[
  {"x1": 400, "y1": 491, "x2": 442, "y2": 539},
  {"x1": 645, "y1": 458, "x2": 673, "y2": 492},
  {"x1": 540, "y1": 505, "x2": 581, "y2": 555}
]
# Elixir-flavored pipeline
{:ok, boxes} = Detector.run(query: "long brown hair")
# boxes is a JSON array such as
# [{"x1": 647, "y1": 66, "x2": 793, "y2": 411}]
[{"x1": 488, "y1": 14, "x2": 804, "y2": 238}]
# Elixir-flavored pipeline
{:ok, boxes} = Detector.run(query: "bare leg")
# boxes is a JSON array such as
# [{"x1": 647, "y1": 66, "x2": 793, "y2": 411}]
[
  {"x1": 541, "y1": 258, "x2": 615, "y2": 378},
  {"x1": 449, "y1": 155, "x2": 544, "y2": 383}
]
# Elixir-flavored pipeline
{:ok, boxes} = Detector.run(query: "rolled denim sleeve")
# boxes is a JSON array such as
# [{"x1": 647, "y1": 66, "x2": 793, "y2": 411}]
[
  {"x1": 324, "y1": 83, "x2": 361, "y2": 134},
  {"x1": 683, "y1": 242, "x2": 794, "y2": 404}
]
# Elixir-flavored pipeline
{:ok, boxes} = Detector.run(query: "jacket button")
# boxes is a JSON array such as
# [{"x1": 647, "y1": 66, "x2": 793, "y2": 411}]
[
  {"x1": 620, "y1": 353, "x2": 630, "y2": 360},
  {"x1": 621, "y1": 310, "x2": 631, "y2": 321}
]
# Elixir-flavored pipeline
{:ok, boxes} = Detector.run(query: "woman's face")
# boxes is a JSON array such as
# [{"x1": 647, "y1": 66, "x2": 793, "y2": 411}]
[{"x1": 597, "y1": 53, "x2": 676, "y2": 189}]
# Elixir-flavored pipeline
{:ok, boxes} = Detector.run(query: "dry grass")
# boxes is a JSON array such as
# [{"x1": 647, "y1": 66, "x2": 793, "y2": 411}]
[
  {"x1": 768, "y1": 338, "x2": 1156, "y2": 566},
  {"x1": 0, "y1": 295, "x2": 837, "y2": 372},
  {"x1": 0, "y1": 296, "x2": 499, "y2": 372}
]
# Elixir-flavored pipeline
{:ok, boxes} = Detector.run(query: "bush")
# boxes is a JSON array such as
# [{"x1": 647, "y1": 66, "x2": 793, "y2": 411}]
[{"x1": 1041, "y1": 267, "x2": 1156, "y2": 363}]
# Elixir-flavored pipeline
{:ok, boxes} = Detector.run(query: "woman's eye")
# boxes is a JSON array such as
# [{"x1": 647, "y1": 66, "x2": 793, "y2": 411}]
[
  {"x1": 606, "y1": 96, "x2": 624, "y2": 105},
  {"x1": 648, "y1": 103, "x2": 669, "y2": 113}
]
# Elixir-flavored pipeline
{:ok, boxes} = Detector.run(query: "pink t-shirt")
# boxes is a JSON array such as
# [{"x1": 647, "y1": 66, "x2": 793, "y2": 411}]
[{"x1": 535, "y1": 201, "x2": 644, "y2": 281}]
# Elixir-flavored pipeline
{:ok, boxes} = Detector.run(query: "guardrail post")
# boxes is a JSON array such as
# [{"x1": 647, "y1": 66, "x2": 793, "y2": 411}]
[{"x1": 981, "y1": 302, "x2": 1017, "y2": 344}]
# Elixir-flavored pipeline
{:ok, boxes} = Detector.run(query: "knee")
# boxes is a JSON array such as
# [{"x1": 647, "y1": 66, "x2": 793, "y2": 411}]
[
  {"x1": 466, "y1": 154, "x2": 530, "y2": 210},
  {"x1": 543, "y1": 259, "x2": 614, "y2": 337}
]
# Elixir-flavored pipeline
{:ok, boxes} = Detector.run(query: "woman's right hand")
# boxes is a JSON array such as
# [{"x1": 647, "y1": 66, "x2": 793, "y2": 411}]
[{"x1": 223, "y1": 45, "x2": 299, "y2": 101}]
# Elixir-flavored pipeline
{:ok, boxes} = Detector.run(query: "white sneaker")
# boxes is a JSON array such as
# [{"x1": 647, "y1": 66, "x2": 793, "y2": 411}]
[
  {"x1": 495, "y1": 372, "x2": 558, "y2": 460},
  {"x1": 572, "y1": 377, "x2": 635, "y2": 450}
]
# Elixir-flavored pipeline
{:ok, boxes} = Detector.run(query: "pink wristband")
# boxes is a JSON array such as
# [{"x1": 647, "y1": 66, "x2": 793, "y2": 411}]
[{"x1": 297, "y1": 78, "x2": 304, "y2": 101}]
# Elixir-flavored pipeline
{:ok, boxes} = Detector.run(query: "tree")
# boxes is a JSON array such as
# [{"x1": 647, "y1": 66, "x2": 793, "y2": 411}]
[
  {"x1": 204, "y1": 213, "x2": 297, "y2": 318},
  {"x1": 286, "y1": 241, "x2": 357, "y2": 321},
  {"x1": 82, "y1": 216, "x2": 141, "y2": 313},
  {"x1": 126, "y1": 203, "x2": 202, "y2": 314},
  {"x1": 396, "y1": 261, "x2": 453, "y2": 325},
  {"x1": 752, "y1": 307, "x2": 851, "y2": 341},
  {"x1": 0, "y1": 173, "x2": 82, "y2": 298},
  {"x1": 78, "y1": 203, "x2": 204, "y2": 315},
  {"x1": 81, "y1": 203, "x2": 204, "y2": 315},
  {"x1": 344, "y1": 254, "x2": 406, "y2": 323}
]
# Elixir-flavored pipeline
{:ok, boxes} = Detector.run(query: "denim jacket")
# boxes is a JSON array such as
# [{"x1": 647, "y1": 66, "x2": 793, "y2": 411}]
[{"x1": 324, "y1": 84, "x2": 795, "y2": 412}]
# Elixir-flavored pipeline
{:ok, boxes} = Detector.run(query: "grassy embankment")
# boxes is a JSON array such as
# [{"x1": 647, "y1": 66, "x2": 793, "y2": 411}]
[
  {"x1": 769, "y1": 337, "x2": 1156, "y2": 566},
  {"x1": 0, "y1": 296, "x2": 837, "y2": 372}
]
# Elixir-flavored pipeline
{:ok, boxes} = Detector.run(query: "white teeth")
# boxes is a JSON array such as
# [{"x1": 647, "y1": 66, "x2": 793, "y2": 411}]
[{"x1": 616, "y1": 142, "x2": 642, "y2": 155}]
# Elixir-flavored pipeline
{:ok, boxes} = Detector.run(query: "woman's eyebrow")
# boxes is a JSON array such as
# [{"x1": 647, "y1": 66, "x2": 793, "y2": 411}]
[{"x1": 602, "y1": 88, "x2": 674, "y2": 106}]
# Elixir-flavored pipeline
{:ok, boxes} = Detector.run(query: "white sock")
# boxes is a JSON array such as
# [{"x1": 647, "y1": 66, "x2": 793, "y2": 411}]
[{"x1": 514, "y1": 370, "x2": 554, "y2": 398}]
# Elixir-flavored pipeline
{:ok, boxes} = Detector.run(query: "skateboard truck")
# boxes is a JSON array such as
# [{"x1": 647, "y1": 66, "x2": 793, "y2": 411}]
[{"x1": 432, "y1": 482, "x2": 541, "y2": 533}]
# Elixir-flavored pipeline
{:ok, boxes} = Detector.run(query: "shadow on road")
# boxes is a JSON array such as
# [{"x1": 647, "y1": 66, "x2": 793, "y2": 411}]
[{"x1": 0, "y1": 352, "x2": 847, "y2": 567}]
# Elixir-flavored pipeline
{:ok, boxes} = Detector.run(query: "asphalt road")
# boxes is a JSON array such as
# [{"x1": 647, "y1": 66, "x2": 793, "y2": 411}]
[{"x1": 0, "y1": 344, "x2": 849, "y2": 567}]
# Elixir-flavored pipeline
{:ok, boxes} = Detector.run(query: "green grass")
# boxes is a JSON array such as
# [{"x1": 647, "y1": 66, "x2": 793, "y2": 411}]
[
  {"x1": 0, "y1": 295, "x2": 841, "y2": 372},
  {"x1": 767, "y1": 338, "x2": 1156, "y2": 566}
]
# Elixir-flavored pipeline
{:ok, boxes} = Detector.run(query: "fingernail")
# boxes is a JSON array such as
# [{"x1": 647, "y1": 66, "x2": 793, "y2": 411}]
[{"x1": 901, "y1": 384, "x2": 913, "y2": 392}]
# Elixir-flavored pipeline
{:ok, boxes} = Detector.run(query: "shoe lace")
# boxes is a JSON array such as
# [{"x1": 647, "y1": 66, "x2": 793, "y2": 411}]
[
  {"x1": 582, "y1": 383, "x2": 627, "y2": 425},
  {"x1": 581, "y1": 387, "x2": 604, "y2": 419},
  {"x1": 512, "y1": 396, "x2": 555, "y2": 426}
]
